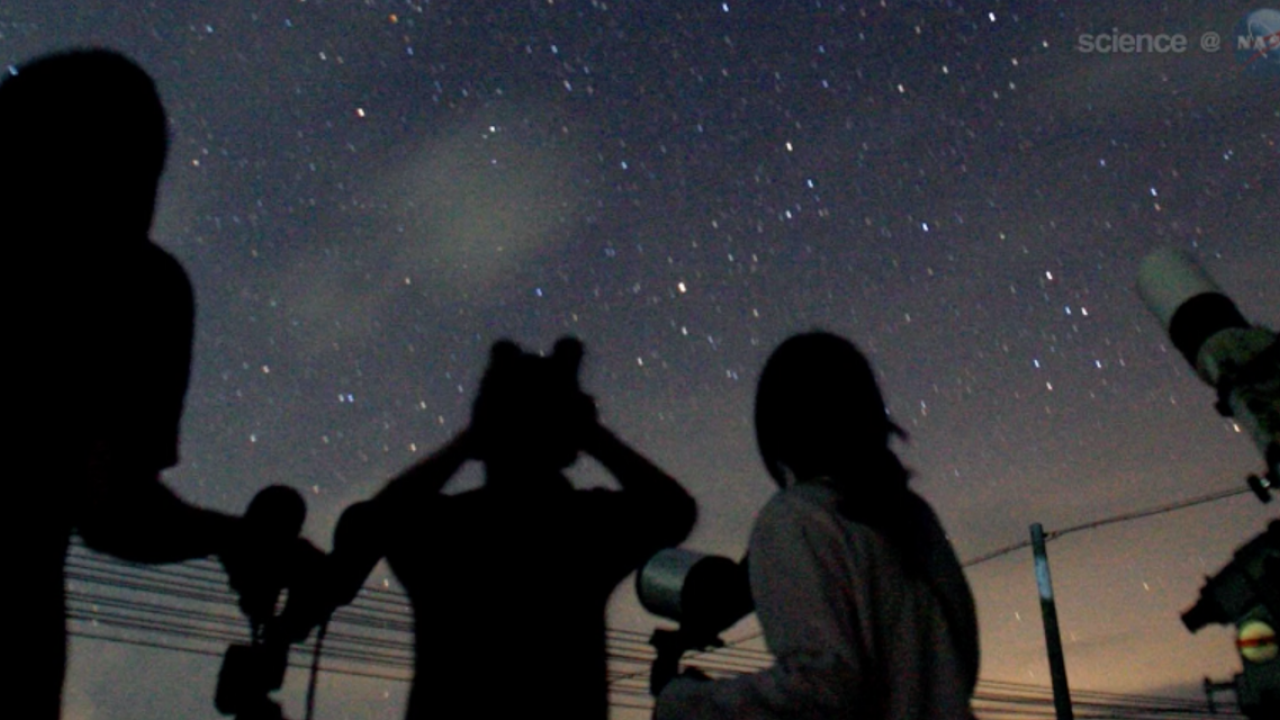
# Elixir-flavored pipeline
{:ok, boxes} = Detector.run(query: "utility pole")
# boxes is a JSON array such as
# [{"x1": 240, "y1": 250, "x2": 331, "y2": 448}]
[{"x1": 1031, "y1": 523, "x2": 1074, "y2": 720}]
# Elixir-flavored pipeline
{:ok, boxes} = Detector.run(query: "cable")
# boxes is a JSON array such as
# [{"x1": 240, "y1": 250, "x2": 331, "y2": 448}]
[
  {"x1": 305, "y1": 620, "x2": 329, "y2": 720},
  {"x1": 961, "y1": 485, "x2": 1254, "y2": 568},
  {"x1": 610, "y1": 483, "x2": 1259, "y2": 687},
  {"x1": 60, "y1": 478, "x2": 1258, "y2": 719}
]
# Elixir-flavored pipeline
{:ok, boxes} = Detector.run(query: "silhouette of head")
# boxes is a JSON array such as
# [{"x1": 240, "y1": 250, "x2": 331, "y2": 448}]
[
  {"x1": 755, "y1": 331, "x2": 905, "y2": 488},
  {"x1": 471, "y1": 337, "x2": 590, "y2": 484},
  {"x1": 244, "y1": 485, "x2": 308, "y2": 541},
  {"x1": 0, "y1": 49, "x2": 169, "y2": 239}
]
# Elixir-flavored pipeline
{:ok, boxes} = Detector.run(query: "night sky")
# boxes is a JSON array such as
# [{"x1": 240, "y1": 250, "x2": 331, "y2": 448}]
[{"x1": 4, "y1": 1, "x2": 1277, "y2": 719}]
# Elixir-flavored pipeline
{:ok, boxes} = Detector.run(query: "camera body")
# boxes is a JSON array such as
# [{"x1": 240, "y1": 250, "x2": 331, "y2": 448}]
[{"x1": 215, "y1": 642, "x2": 289, "y2": 720}]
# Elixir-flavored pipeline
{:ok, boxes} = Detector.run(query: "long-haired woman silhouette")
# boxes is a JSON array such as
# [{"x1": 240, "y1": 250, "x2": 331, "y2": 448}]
[{"x1": 656, "y1": 331, "x2": 979, "y2": 720}]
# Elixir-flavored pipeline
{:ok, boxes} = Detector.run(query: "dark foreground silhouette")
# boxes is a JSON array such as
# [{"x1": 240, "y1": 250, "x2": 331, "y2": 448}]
[
  {"x1": 278, "y1": 338, "x2": 696, "y2": 720},
  {"x1": 654, "y1": 331, "x2": 980, "y2": 720},
  {"x1": 3, "y1": 49, "x2": 306, "y2": 720}
]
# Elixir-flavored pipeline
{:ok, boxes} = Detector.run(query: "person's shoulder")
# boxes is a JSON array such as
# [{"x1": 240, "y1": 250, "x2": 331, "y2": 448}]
[
  {"x1": 901, "y1": 489, "x2": 951, "y2": 543},
  {"x1": 753, "y1": 484, "x2": 844, "y2": 544},
  {"x1": 762, "y1": 483, "x2": 839, "y2": 520},
  {"x1": 140, "y1": 241, "x2": 194, "y2": 297}
]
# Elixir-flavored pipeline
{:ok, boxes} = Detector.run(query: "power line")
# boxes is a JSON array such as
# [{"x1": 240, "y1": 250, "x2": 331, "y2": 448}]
[
  {"x1": 610, "y1": 483, "x2": 1260, "y2": 685},
  {"x1": 961, "y1": 485, "x2": 1254, "y2": 568},
  {"x1": 65, "y1": 567, "x2": 1240, "y2": 719},
  {"x1": 61, "y1": 478, "x2": 1259, "y2": 718},
  {"x1": 70, "y1": 625, "x2": 1239, "y2": 719}
]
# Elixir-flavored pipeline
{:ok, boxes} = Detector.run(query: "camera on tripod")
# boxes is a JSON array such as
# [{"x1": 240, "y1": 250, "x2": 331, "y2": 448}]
[
  {"x1": 215, "y1": 485, "x2": 324, "y2": 720},
  {"x1": 216, "y1": 640, "x2": 291, "y2": 720}
]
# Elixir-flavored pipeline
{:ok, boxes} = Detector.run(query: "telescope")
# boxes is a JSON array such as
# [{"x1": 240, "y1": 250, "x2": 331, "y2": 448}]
[
  {"x1": 1140, "y1": 249, "x2": 1280, "y2": 718},
  {"x1": 637, "y1": 549, "x2": 754, "y2": 694},
  {"x1": 1137, "y1": 248, "x2": 1279, "y2": 501},
  {"x1": 1181, "y1": 521, "x2": 1280, "y2": 719},
  {"x1": 1183, "y1": 521, "x2": 1280, "y2": 633}
]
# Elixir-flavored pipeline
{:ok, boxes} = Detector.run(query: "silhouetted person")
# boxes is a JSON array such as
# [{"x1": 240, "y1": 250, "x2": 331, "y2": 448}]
[
  {"x1": 655, "y1": 331, "x2": 979, "y2": 720},
  {"x1": 278, "y1": 338, "x2": 696, "y2": 720},
  {"x1": 3, "y1": 49, "x2": 289, "y2": 720}
]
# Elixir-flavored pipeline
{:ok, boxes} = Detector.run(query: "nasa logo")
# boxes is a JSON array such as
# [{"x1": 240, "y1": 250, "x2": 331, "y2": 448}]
[{"x1": 1234, "y1": 8, "x2": 1280, "y2": 77}]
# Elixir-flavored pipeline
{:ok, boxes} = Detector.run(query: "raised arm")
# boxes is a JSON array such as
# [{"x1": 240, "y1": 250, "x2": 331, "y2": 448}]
[
  {"x1": 316, "y1": 431, "x2": 470, "y2": 611},
  {"x1": 582, "y1": 422, "x2": 697, "y2": 548},
  {"x1": 271, "y1": 431, "x2": 473, "y2": 643},
  {"x1": 373, "y1": 430, "x2": 473, "y2": 512}
]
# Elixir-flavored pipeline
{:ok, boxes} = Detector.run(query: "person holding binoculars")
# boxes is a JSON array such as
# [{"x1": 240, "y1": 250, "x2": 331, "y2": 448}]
[{"x1": 275, "y1": 337, "x2": 697, "y2": 720}]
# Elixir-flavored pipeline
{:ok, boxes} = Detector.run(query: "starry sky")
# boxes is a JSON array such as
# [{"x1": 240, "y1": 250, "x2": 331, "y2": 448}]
[{"x1": 4, "y1": 1, "x2": 1277, "y2": 719}]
